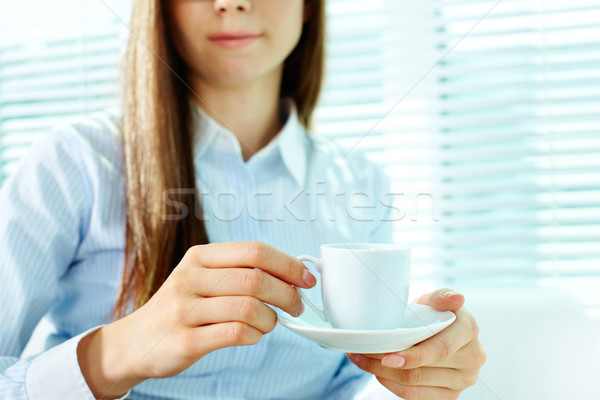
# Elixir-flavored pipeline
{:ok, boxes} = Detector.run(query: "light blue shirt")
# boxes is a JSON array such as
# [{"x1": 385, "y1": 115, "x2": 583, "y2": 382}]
[{"x1": 0, "y1": 99, "x2": 393, "y2": 399}]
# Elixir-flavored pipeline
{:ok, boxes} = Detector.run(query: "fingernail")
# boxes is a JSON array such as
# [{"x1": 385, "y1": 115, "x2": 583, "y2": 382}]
[
  {"x1": 440, "y1": 290, "x2": 456, "y2": 298},
  {"x1": 303, "y1": 268, "x2": 316, "y2": 287},
  {"x1": 382, "y1": 355, "x2": 406, "y2": 368},
  {"x1": 297, "y1": 302, "x2": 305, "y2": 317}
]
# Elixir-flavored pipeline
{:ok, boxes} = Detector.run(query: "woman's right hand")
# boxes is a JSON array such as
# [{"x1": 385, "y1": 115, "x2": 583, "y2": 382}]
[{"x1": 77, "y1": 241, "x2": 316, "y2": 399}]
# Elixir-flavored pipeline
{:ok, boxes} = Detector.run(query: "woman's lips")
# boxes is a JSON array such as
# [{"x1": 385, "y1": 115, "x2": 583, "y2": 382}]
[{"x1": 208, "y1": 32, "x2": 262, "y2": 49}]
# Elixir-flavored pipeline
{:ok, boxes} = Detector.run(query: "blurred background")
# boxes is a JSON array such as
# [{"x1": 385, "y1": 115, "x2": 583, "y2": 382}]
[{"x1": 1, "y1": 0, "x2": 599, "y2": 399}]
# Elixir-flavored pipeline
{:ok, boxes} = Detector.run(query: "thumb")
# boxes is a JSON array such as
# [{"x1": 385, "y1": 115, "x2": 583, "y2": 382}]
[{"x1": 412, "y1": 288, "x2": 465, "y2": 312}]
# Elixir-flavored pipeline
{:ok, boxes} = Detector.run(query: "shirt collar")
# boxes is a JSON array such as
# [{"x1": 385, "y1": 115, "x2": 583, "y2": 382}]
[{"x1": 191, "y1": 98, "x2": 307, "y2": 187}]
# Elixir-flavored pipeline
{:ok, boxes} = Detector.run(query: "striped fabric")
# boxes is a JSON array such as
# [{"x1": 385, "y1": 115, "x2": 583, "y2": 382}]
[{"x1": 0, "y1": 99, "x2": 394, "y2": 399}]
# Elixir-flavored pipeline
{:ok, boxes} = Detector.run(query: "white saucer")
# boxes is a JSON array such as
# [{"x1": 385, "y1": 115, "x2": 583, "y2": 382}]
[{"x1": 277, "y1": 304, "x2": 456, "y2": 354}]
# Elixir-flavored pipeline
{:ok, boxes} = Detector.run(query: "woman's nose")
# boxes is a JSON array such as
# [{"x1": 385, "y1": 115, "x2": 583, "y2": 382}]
[{"x1": 214, "y1": 0, "x2": 252, "y2": 15}]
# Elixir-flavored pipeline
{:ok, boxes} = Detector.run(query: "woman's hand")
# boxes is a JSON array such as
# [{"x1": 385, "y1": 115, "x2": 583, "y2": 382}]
[
  {"x1": 346, "y1": 289, "x2": 487, "y2": 400},
  {"x1": 78, "y1": 241, "x2": 316, "y2": 399}
]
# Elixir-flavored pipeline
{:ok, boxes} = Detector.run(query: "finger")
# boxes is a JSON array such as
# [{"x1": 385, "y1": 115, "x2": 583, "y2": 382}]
[
  {"x1": 376, "y1": 376, "x2": 460, "y2": 400},
  {"x1": 194, "y1": 267, "x2": 304, "y2": 317},
  {"x1": 346, "y1": 353, "x2": 464, "y2": 391},
  {"x1": 353, "y1": 353, "x2": 385, "y2": 360},
  {"x1": 412, "y1": 291, "x2": 432, "y2": 305},
  {"x1": 187, "y1": 321, "x2": 264, "y2": 359},
  {"x1": 186, "y1": 241, "x2": 316, "y2": 288},
  {"x1": 386, "y1": 308, "x2": 476, "y2": 369},
  {"x1": 182, "y1": 296, "x2": 278, "y2": 334},
  {"x1": 413, "y1": 288, "x2": 464, "y2": 312},
  {"x1": 431, "y1": 337, "x2": 487, "y2": 376},
  {"x1": 346, "y1": 351, "x2": 461, "y2": 365}
]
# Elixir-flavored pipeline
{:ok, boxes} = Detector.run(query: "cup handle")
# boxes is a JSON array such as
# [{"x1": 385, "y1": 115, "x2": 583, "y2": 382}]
[{"x1": 296, "y1": 255, "x2": 327, "y2": 323}]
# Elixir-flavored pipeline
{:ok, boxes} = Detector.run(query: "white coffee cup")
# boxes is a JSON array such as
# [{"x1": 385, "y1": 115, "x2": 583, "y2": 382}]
[{"x1": 297, "y1": 243, "x2": 411, "y2": 330}]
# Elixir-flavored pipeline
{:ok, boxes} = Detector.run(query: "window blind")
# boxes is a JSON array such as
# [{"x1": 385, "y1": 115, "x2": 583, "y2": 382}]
[
  {"x1": 315, "y1": 0, "x2": 600, "y2": 278},
  {"x1": 1, "y1": 0, "x2": 599, "y2": 278},
  {"x1": 0, "y1": 0, "x2": 130, "y2": 185}
]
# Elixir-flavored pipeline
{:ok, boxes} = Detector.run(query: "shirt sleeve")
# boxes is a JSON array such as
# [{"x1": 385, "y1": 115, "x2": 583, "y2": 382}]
[
  {"x1": 0, "y1": 126, "x2": 128, "y2": 399},
  {"x1": 26, "y1": 325, "x2": 130, "y2": 400}
]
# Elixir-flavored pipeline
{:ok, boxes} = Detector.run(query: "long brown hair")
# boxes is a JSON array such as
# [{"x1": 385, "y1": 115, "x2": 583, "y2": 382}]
[{"x1": 110, "y1": 0, "x2": 325, "y2": 320}]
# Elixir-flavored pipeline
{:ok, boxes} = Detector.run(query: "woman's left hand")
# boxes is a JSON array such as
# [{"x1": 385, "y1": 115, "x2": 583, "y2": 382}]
[{"x1": 346, "y1": 289, "x2": 487, "y2": 400}]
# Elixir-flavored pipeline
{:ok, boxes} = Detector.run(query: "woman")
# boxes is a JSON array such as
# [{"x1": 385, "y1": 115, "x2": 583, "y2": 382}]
[{"x1": 0, "y1": 0, "x2": 485, "y2": 399}]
